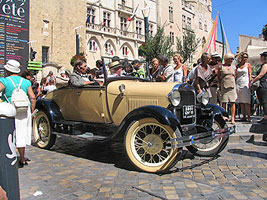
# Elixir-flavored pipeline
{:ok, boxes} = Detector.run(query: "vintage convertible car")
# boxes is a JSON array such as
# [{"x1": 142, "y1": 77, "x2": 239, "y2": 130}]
[{"x1": 33, "y1": 58, "x2": 235, "y2": 173}]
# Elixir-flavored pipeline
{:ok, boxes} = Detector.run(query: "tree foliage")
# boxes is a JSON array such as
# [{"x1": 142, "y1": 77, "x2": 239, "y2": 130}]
[
  {"x1": 176, "y1": 28, "x2": 200, "y2": 63},
  {"x1": 138, "y1": 26, "x2": 174, "y2": 61},
  {"x1": 262, "y1": 24, "x2": 267, "y2": 41}
]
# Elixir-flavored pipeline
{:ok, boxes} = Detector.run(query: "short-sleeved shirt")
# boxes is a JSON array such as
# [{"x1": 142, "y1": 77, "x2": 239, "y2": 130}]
[
  {"x1": 0, "y1": 76, "x2": 31, "y2": 103},
  {"x1": 161, "y1": 65, "x2": 174, "y2": 82}
]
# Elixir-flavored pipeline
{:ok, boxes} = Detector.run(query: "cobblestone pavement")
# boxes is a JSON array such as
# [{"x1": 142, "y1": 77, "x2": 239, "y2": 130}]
[{"x1": 19, "y1": 135, "x2": 267, "y2": 200}]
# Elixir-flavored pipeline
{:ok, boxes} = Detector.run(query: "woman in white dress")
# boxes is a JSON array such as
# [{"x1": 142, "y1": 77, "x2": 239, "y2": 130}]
[
  {"x1": 236, "y1": 52, "x2": 252, "y2": 122},
  {"x1": 173, "y1": 54, "x2": 187, "y2": 83}
]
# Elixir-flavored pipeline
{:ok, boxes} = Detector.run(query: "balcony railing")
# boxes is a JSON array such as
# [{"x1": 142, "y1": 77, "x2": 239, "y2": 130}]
[
  {"x1": 86, "y1": 23, "x2": 145, "y2": 41},
  {"x1": 117, "y1": 3, "x2": 133, "y2": 14}
]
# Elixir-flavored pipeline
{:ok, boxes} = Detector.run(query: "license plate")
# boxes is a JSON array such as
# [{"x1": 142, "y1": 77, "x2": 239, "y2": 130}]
[{"x1": 183, "y1": 105, "x2": 195, "y2": 119}]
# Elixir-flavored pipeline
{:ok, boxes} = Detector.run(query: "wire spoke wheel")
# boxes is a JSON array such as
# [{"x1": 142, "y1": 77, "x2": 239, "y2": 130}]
[
  {"x1": 125, "y1": 118, "x2": 180, "y2": 173},
  {"x1": 192, "y1": 120, "x2": 222, "y2": 151},
  {"x1": 186, "y1": 116, "x2": 229, "y2": 157},
  {"x1": 33, "y1": 111, "x2": 56, "y2": 149}
]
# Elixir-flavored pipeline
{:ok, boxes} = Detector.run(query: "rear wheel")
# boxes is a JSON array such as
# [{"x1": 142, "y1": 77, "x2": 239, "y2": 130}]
[
  {"x1": 33, "y1": 111, "x2": 56, "y2": 149},
  {"x1": 186, "y1": 116, "x2": 229, "y2": 157},
  {"x1": 124, "y1": 118, "x2": 182, "y2": 173}
]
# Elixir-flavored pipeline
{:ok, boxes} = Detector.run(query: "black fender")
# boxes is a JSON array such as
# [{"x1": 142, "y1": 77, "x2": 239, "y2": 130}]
[
  {"x1": 199, "y1": 103, "x2": 227, "y2": 127},
  {"x1": 35, "y1": 99, "x2": 63, "y2": 123},
  {"x1": 111, "y1": 105, "x2": 182, "y2": 140},
  {"x1": 206, "y1": 103, "x2": 228, "y2": 118}
]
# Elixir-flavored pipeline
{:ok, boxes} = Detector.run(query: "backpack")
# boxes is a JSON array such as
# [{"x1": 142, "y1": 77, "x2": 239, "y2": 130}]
[{"x1": 6, "y1": 77, "x2": 29, "y2": 112}]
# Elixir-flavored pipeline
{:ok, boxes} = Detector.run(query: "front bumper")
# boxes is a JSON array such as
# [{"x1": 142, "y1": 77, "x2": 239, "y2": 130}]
[{"x1": 171, "y1": 125, "x2": 236, "y2": 148}]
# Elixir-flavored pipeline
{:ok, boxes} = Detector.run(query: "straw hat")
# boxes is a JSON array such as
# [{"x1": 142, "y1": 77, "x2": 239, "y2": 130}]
[
  {"x1": 109, "y1": 61, "x2": 122, "y2": 69},
  {"x1": 4, "y1": 60, "x2": 21, "y2": 73}
]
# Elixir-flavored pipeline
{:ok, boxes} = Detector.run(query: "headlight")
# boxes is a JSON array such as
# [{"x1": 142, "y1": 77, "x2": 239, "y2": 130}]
[
  {"x1": 197, "y1": 90, "x2": 209, "y2": 105},
  {"x1": 168, "y1": 90, "x2": 181, "y2": 106}
]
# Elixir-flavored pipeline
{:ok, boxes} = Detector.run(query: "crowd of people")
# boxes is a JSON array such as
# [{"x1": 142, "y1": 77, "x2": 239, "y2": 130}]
[{"x1": 68, "y1": 52, "x2": 267, "y2": 124}]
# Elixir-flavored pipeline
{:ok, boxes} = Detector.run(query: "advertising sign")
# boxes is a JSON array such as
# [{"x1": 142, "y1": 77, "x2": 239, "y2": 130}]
[{"x1": 0, "y1": 0, "x2": 29, "y2": 77}]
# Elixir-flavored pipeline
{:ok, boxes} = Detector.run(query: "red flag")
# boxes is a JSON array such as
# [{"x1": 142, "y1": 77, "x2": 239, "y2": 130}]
[{"x1": 127, "y1": 4, "x2": 139, "y2": 22}]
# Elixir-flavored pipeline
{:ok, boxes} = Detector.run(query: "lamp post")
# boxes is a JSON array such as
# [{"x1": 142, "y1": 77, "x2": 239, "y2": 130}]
[
  {"x1": 142, "y1": 6, "x2": 150, "y2": 42},
  {"x1": 74, "y1": 26, "x2": 82, "y2": 55}
]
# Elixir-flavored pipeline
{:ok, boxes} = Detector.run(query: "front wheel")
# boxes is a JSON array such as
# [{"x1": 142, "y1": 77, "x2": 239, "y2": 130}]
[
  {"x1": 33, "y1": 111, "x2": 56, "y2": 149},
  {"x1": 186, "y1": 115, "x2": 229, "y2": 157},
  {"x1": 124, "y1": 118, "x2": 182, "y2": 173}
]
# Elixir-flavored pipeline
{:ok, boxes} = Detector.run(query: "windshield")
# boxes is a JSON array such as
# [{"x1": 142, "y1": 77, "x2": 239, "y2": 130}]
[{"x1": 101, "y1": 56, "x2": 151, "y2": 82}]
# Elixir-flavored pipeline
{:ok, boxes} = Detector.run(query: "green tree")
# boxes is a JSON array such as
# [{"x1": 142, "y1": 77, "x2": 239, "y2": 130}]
[
  {"x1": 138, "y1": 26, "x2": 174, "y2": 61},
  {"x1": 176, "y1": 28, "x2": 200, "y2": 63},
  {"x1": 262, "y1": 24, "x2": 267, "y2": 41}
]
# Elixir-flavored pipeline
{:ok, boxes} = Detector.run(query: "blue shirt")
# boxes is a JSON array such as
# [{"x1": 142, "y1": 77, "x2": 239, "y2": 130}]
[{"x1": 0, "y1": 76, "x2": 31, "y2": 103}]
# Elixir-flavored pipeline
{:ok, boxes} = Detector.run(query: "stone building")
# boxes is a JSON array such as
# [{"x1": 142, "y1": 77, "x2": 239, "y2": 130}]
[
  {"x1": 239, "y1": 34, "x2": 267, "y2": 67},
  {"x1": 85, "y1": 0, "x2": 157, "y2": 67},
  {"x1": 30, "y1": 0, "x2": 87, "y2": 74},
  {"x1": 29, "y1": 0, "x2": 213, "y2": 73},
  {"x1": 157, "y1": 0, "x2": 213, "y2": 65}
]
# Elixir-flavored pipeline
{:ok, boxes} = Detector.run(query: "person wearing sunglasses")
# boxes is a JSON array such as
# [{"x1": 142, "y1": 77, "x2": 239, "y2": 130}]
[{"x1": 69, "y1": 59, "x2": 95, "y2": 87}]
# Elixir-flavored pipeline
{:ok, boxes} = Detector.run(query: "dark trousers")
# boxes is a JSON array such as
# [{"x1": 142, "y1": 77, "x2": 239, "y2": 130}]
[{"x1": 257, "y1": 87, "x2": 267, "y2": 115}]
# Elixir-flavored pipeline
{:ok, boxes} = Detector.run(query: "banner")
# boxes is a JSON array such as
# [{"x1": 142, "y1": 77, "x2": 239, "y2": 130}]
[{"x1": 0, "y1": 0, "x2": 30, "y2": 77}]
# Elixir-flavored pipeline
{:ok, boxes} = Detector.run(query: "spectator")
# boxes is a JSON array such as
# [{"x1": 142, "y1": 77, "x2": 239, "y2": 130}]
[
  {"x1": 0, "y1": 60, "x2": 36, "y2": 167},
  {"x1": 188, "y1": 58, "x2": 201, "y2": 83},
  {"x1": 36, "y1": 77, "x2": 47, "y2": 99},
  {"x1": 69, "y1": 59, "x2": 95, "y2": 86},
  {"x1": 194, "y1": 53, "x2": 213, "y2": 98},
  {"x1": 21, "y1": 70, "x2": 32, "y2": 81},
  {"x1": 251, "y1": 51, "x2": 267, "y2": 123},
  {"x1": 149, "y1": 57, "x2": 162, "y2": 81},
  {"x1": 236, "y1": 52, "x2": 252, "y2": 122},
  {"x1": 44, "y1": 79, "x2": 57, "y2": 93},
  {"x1": 218, "y1": 53, "x2": 237, "y2": 124},
  {"x1": 157, "y1": 55, "x2": 174, "y2": 82},
  {"x1": 209, "y1": 52, "x2": 222, "y2": 104},
  {"x1": 111, "y1": 56, "x2": 120, "y2": 62},
  {"x1": 132, "y1": 60, "x2": 146, "y2": 78},
  {"x1": 108, "y1": 61, "x2": 123, "y2": 77},
  {"x1": 56, "y1": 70, "x2": 70, "y2": 88},
  {"x1": 47, "y1": 71, "x2": 56, "y2": 86},
  {"x1": 122, "y1": 62, "x2": 134, "y2": 76},
  {"x1": 173, "y1": 54, "x2": 187, "y2": 83}
]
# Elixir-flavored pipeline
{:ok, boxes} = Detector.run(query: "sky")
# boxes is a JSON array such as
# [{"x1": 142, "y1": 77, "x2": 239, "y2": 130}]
[{"x1": 212, "y1": 0, "x2": 267, "y2": 53}]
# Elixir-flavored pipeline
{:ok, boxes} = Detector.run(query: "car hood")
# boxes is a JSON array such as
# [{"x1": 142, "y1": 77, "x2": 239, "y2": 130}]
[{"x1": 107, "y1": 80, "x2": 178, "y2": 97}]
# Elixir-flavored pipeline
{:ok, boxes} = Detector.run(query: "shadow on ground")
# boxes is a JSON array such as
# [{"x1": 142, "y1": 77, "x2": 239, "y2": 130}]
[
  {"x1": 228, "y1": 148, "x2": 267, "y2": 160},
  {"x1": 32, "y1": 134, "x2": 219, "y2": 174}
]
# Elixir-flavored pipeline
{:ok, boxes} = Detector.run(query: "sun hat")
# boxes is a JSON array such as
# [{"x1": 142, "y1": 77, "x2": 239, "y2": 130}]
[
  {"x1": 109, "y1": 61, "x2": 122, "y2": 69},
  {"x1": 4, "y1": 60, "x2": 21, "y2": 73},
  {"x1": 211, "y1": 52, "x2": 220, "y2": 58}
]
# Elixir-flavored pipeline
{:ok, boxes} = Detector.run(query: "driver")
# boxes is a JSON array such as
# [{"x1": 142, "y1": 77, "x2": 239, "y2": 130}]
[{"x1": 69, "y1": 59, "x2": 95, "y2": 86}]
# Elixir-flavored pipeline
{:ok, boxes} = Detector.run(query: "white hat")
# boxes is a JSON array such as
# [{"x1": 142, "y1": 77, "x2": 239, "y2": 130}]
[
  {"x1": 4, "y1": 60, "x2": 21, "y2": 73},
  {"x1": 211, "y1": 52, "x2": 220, "y2": 58}
]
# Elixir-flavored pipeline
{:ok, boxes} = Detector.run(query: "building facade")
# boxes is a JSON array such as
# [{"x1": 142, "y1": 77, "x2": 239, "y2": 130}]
[
  {"x1": 158, "y1": 0, "x2": 212, "y2": 64},
  {"x1": 85, "y1": 0, "x2": 157, "y2": 67},
  {"x1": 30, "y1": 0, "x2": 87, "y2": 72},
  {"x1": 29, "y1": 0, "x2": 213, "y2": 72}
]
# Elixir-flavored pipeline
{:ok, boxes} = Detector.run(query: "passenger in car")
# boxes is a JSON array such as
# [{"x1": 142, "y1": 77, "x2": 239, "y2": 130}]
[
  {"x1": 69, "y1": 60, "x2": 95, "y2": 86},
  {"x1": 108, "y1": 61, "x2": 123, "y2": 77}
]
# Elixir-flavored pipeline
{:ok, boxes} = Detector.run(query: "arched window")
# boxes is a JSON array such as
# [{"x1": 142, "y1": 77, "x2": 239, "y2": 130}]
[
  {"x1": 122, "y1": 46, "x2": 129, "y2": 56},
  {"x1": 105, "y1": 42, "x2": 114, "y2": 55},
  {"x1": 89, "y1": 39, "x2": 98, "y2": 52}
]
